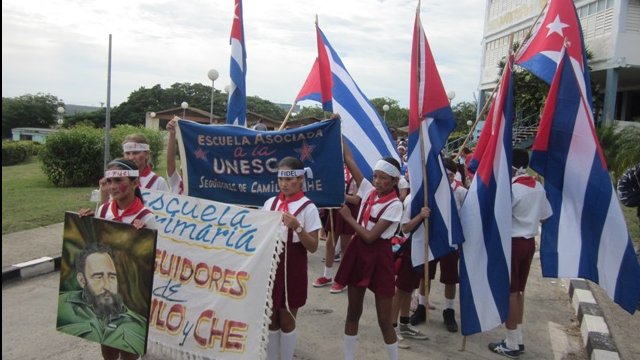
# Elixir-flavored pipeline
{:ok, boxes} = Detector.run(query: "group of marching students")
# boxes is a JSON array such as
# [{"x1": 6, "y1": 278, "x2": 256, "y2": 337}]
[{"x1": 79, "y1": 115, "x2": 552, "y2": 360}]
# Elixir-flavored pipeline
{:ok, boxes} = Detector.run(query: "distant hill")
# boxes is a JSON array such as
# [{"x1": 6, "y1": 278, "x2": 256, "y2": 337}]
[{"x1": 65, "y1": 104, "x2": 101, "y2": 115}]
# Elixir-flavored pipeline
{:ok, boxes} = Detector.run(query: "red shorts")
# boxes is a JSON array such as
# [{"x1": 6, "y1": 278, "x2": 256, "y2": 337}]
[
  {"x1": 335, "y1": 236, "x2": 396, "y2": 298},
  {"x1": 510, "y1": 237, "x2": 535, "y2": 293},
  {"x1": 395, "y1": 247, "x2": 421, "y2": 293},
  {"x1": 427, "y1": 250, "x2": 459, "y2": 284},
  {"x1": 323, "y1": 203, "x2": 358, "y2": 235},
  {"x1": 272, "y1": 241, "x2": 308, "y2": 309}
]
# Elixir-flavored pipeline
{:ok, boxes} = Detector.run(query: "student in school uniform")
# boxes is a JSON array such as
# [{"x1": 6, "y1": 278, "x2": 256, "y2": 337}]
[
  {"x1": 263, "y1": 156, "x2": 321, "y2": 360},
  {"x1": 488, "y1": 148, "x2": 552, "y2": 358},
  {"x1": 79, "y1": 158, "x2": 156, "y2": 360},
  {"x1": 313, "y1": 164, "x2": 360, "y2": 294},
  {"x1": 334, "y1": 141, "x2": 403, "y2": 360}
]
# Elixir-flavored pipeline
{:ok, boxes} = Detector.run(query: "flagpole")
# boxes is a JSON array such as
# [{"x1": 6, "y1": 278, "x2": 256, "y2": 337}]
[
  {"x1": 414, "y1": 1, "x2": 431, "y2": 327},
  {"x1": 278, "y1": 100, "x2": 299, "y2": 130},
  {"x1": 454, "y1": 1, "x2": 547, "y2": 160}
]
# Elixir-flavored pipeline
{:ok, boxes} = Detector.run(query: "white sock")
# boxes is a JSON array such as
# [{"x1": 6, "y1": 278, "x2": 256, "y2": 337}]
[
  {"x1": 267, "y1": 330, "x2": 281, "y2": 360},
  {"x1": 344, "y1": 334, "x2": 357, "y2": 360},
  {"x1": 418, "y1": 295, "x2": 426, "y2": 306},
  {"x1": 280, "y1": 329, "x2": 297, "y2": 360},
  {"x1": 385, "y1": 342, "x2": 398, "y2": 360},
  {"x1": 335, "y1": 238, "x2": 341, "y2": 253},
  {"x1": 516, "y1": 324, "x2": 523, "y2": 345},
  {"x1": 444, "y1": 298, "x2": 455, "y2": 310},
  {"x1": 324, "y1": 266, "x2": 333, "y2": 279},
  {"x1": 506, "y1": 328, "x2": 519, "y2": 350}
]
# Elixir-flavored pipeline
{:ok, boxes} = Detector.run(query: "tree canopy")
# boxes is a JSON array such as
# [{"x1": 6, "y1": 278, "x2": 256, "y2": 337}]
[{"x1": 2, "y1": 94, "x2": 63, "y2": 138}]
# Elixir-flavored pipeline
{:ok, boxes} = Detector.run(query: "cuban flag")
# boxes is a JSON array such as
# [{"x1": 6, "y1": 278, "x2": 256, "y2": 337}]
[
  {"x1": 458, "y1": 54, "x2": 515, "y2": 336},
  {"x1": 530, "y1": 48, "x2": 640, "y2": 314},
  {"x1": 227, "y1": 0, "x2": 247, "y2": 126},
  {"x1": 295, "y1": 23, "x2": 399, "y2": 179},
  {"x1": 516, "y1": 0, "x2": 591, "y2": 97},
  {"x1": 407, "y1": 11, "x2": 463, "y2": 270}
]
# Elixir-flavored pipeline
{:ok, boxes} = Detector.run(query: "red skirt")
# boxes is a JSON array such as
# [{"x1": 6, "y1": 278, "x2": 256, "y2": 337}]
[
  {"x1": 272, "y1": 241, "x2": 308, "y2": 309},
  {"x1": 334, "y1": 235, "x2": 395, "y2": 298}
]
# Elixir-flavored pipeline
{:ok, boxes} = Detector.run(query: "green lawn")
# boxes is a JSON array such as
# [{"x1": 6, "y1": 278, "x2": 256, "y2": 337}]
[{"x1": 2, "y1": 155, "x2": 168, "y2": 234}]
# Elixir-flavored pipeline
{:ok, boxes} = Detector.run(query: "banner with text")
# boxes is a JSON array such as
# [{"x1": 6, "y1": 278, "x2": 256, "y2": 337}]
[
  {"x1": 176, "y1": 119, "x2": 344, "y2": 207},
  {"x1": 142, "y1": 189, "x2": 283, "y2": 359}
]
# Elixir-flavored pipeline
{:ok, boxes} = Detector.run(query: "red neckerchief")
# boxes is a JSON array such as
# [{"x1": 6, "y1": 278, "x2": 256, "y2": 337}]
[
  {"x1": 140, "y1": 164, "x2": 152, "y2": 177},
  {"x1": 361, "y1": 190, "x2": 398, "y2": 227},
  {"x1": 111, "y1": 197, "x2": 145, "y2": 222},
  {"x1": 277, "y1": 191, "x2": 305, "y2": 213},
  {"x1": 452, "y1": 180, "x2": 463, "y2": 191},
  {"x1": 513, "y1": 175, "x2": 536, "y2": 188}
]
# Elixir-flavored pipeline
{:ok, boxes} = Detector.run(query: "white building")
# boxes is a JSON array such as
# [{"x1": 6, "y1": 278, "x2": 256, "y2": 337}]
[{"x1": 478, "y1": 0, "x2": 640, "y2": 124}]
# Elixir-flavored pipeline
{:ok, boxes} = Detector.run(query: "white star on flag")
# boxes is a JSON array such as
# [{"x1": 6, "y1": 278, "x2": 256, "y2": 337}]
[{"x1": 546, "y1": 15, "x2": 569, "y2": 38}]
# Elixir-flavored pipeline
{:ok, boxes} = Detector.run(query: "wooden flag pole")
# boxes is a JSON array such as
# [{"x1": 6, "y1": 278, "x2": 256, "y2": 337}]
[{"x1": 278, "y1": 100, "x2": 299, "y2": 130}]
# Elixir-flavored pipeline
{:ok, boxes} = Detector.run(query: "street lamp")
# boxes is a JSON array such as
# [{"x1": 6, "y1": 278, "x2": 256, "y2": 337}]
[
  {"x1": 207, "y1": 69, "x2": 219, "y2": 123},
  {"x1": 466, "y1": 120, "x2": 473, "y2": 126},
  {"x1": 149, "y1": 112, "x2": 156, "y2": 119},
  {"x1": 56, "y1": 106, "x2": 65, "y2": 126},
  {"x1": 447, "y1": 90, "x2": 456, "y2": 104},
  {"x1": 382, "y1": 104, "x2": 390, "y2": 121},
  {"x1": 181, "y1": 101, "x2": 189, "y2": 119}
]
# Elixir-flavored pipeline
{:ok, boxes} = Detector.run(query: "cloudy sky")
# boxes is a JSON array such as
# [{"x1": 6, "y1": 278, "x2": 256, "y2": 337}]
[{"x1": 2, "y1": 0, "x2": 485, "y2": 109}]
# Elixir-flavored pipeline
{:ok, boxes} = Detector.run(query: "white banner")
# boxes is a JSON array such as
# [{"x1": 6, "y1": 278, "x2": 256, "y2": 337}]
[{"x1": 142, "y1": 190, "x2": 282, "y2": 359}]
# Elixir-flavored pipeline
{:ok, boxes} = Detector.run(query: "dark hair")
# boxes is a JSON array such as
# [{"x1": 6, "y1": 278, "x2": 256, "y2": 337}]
[
  {"x1": 106, "y1": 158, "x2": 143, "y2": 201},
  {"x1": 443, "y1": 157, "x2": 458, "y2": 174},
  {"x1": 512, "y1": 148, "x2": 530, "y2": 169},
  {"x1": 75, "y1": 243, "x2": 114, "y2": 275},
  {"x1": 278, "y1": 156, "x2": 304, "y2": 170}
]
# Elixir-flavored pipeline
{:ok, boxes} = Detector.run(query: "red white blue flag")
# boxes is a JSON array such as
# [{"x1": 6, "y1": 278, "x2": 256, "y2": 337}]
[
  {"x1": 530, "y1": 48, "x2": 640, "y2": 314},
  {"x1": 516, "y1": 0, "x2": 591, "y2": 98},
  {"x1": 407, "y1": 11, "x2": 462, "y2": 269},
  {"x1": 459, "y1": 54, "x2": 515, "y2": 336},
  {"x1": 227, "y1": 0, "x2": 247, "y2": 126},
  {"x1": 295, "y1": 23, "x2": 398, "y2": 180}
]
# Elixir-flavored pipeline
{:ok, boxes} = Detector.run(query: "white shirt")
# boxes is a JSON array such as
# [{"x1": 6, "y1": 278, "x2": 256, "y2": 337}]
[
  {"x1": 398, "y1": 176, "x2": 410, "y2": 190},
  {"x1": 451, "y1": 181, "x2": 468, "y2": 211},
  {"x1": 167, "y1": 171, "x2": 182, "y2": 195},
  {"x1": 512, "y1": 175, "x2": 552, "y2": 238},
  {"x1": 356, "y1": 179, "x2": 403, "y2": 239},
  {"x1": 263, "y1": 195, "x2": 322, "y2": 243},
  {"x1": 140, "y1": 170, "x2": 170, "y2": 192},
  {"x1": 96, "y1": 200, "x2": 157, "y2": 230}
]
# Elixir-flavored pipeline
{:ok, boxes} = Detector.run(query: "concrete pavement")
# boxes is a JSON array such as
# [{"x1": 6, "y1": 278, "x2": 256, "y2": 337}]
[{"x1": 1, "y1": 223, "x2": 634, "y2": 359}]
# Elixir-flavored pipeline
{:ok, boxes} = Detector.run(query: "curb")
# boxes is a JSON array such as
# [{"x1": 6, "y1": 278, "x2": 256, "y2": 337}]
[
  {"x1": 1, "y1": 256, "x2": 61, "y2": 283},
  {"x1": 568, "y1": 279, "x2": 620, "y2": 360}
]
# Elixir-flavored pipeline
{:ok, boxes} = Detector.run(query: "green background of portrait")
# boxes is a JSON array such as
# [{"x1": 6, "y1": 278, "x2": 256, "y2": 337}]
[{"x1": 58, "y1": 212, "x2": 157, "y2": 317}]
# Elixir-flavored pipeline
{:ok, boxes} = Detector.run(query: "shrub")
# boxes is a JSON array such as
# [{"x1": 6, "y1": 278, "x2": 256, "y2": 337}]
[
  {"x1": 39, "y1": 125, "x2": 165, "y2": 187},
  {"x1": 39, "y1": 126, "x2": 104, "y2": 187},
  {"x1": 2, "y1": 141, "x2": 29, "y2": 166}
]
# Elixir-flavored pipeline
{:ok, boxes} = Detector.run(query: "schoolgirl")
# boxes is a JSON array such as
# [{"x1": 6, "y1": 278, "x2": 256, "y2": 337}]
[
  {"x1": 262, "y1": 156, "x2": 321, "y2": 360},
  {"x1": 334, "y1": 142, "x2": 403, "y2": 360}
]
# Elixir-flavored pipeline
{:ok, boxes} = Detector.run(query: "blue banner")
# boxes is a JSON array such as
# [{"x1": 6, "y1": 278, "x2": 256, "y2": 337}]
[{"x1": 176, "y1": 119, "x2": 344, "y2": 208}]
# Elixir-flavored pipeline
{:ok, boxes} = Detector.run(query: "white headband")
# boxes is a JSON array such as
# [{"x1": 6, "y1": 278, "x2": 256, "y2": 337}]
[
  {"x1": 122, "y1": 142, "x2": 150, "y2": 152},
  {"x1": 278, "y1": 167, "x2": 314, "y2": 179},
  {"x1": 374, "y1": 160, "x2": 401, "y2": 178},
  {"x1": 105, "y1": 170, "x2": 139, "y2": 178}
]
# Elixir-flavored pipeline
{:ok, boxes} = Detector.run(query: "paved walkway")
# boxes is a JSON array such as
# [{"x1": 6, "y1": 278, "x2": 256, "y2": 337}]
[{"x1": 2, "y1": 223, "x2": 637, "y2": 359}]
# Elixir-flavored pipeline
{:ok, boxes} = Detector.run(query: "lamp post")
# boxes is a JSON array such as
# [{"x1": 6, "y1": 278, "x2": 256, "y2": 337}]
[
  {"x1": 207, "y1": 69, "x2": 219, "y2": 123},
  {"x1": 181, "y1": 101, "x2": 188, "y2": 119},
  {"x1": 56, "y1": 106, "x2": 65, "y2": 127},
  {"x1": 466, "y1": 120, "x2": 473, "y2": 127},
  {"x1": 382, "y1": 104, "x2": 390, "y2": 121},
  {"x1": 447, "y1": 90, "x2": 456, "y2": 104}
]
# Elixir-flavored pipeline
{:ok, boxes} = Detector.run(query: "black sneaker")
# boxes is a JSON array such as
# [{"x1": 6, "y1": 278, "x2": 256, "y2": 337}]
[
  {"x1": 518, "y1": 344, "x2": 525, "y2": 353},
  {"x1": 488, "y1": 340, "x2": 520, "y2": 359},
  {"x1": 442, "y1": 308, "x2": 458, "y2": 333},
  {"x1": 410, "y1": 304, "x2": 426, "y2": 325}
]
